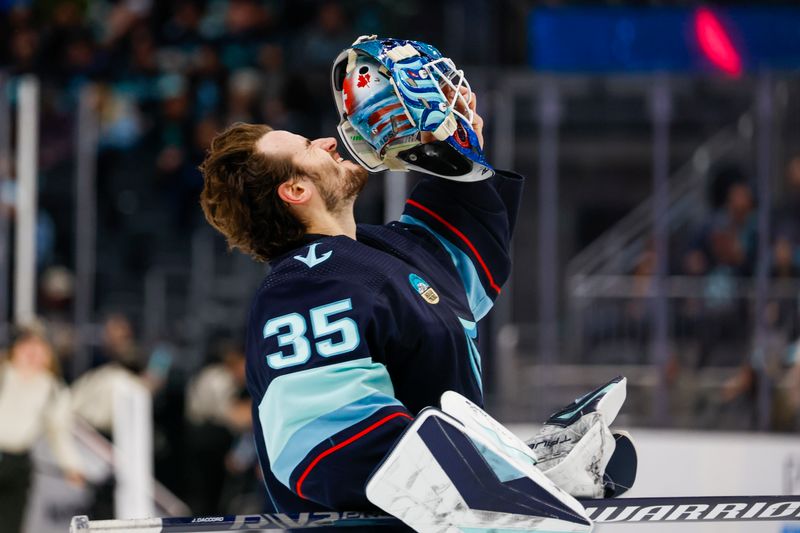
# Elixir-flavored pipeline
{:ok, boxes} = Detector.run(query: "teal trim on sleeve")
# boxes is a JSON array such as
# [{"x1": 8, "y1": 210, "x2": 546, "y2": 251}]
[
  {"x1": 271, "y1": 392, "x2": 402, "y2": 486},
  {"x1": 258, "y1": 357, "x2": 398, "y2": 486},
  {"x1": 400, "y1": 215, "x2": 493, "y2": 321},
  {"x1": 459, "y1": 317, "x2": 482, "y2": 392}
]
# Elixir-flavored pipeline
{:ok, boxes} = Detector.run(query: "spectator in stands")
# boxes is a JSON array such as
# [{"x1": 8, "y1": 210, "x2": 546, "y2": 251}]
[
  {"x1": 681, "y1": 180, "x2": 756, "y2": 367},
  {"x1": 70, "y1": 312, "x2": 172, "y2": 518},
  {"x1": 71, "y1": 313, "x2": 145, "y2": 435},
  {"x1": 773, "y1": 156, "x2": 800, "y2": 272},
  {"x1": 102, "y1": 0, "x2": 153, "y2": 50},
  {"x1": 684, "y1": 176, "x2": 756, "y2": 280},
  {"x1": 7, "y1": 15, "x2": 39, "y2": 74},
  {"x1": 225, "y1": 68, "x2": 263, "y2": 125},
  {"x1": 0, "y1": 323, "x2": 83, "y2": 533},
  {"x1": 294, "y1": 1, "x2": 351, "y2": 69},
  {"x1": 190, "y1": 44, "x2": 227, "y2": 118},
  {"x1": 154, "y1": 74, "x2": 198, "y2": 228},
  {"x1": 116, "y1": 23, "x2": 161, "y2": 108},
  {"x1": 38, "y1": 265, "x2": 78, "y2": 381},
  {"x1": 159, "y1": 0, "x2": 204, "y2": 52},
  {"x1": 218, "y1": 0, "x2": 272, "y2": 71},
  {"x1": 174, "y1": 114, "x2": 222, "y2": 229},
  {"x1": 257, "y1": 42, "x2": 286, "y2": 102},
  {"x1": 184, "y1": 340, "x2": 251, "y2": 514},
  {"x1": 709, "y1": 182, "x2": 756, "y2": 275},
  {"x1": 773, "y1": 235, "x2": 800, "y2": 279}
]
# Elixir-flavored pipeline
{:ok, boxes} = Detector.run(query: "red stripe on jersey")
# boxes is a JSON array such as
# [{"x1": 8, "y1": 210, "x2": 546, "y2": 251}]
[
  {"x1": 405, "y1": 198, "x2": 502, "y2": 294},
  {"x1": 295, "y1": 411, "x2": 413, "y2": 500}
]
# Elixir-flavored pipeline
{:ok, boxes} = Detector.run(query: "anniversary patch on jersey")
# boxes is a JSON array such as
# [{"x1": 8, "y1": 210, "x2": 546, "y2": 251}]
[{"x1": 409, "y1": 273, "x2": 440, "y2": 304}]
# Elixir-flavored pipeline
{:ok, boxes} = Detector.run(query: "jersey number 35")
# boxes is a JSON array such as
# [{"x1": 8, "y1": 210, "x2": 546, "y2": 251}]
[{"x1": 263, "y1": 298, "x2": 360, "y2": 369}]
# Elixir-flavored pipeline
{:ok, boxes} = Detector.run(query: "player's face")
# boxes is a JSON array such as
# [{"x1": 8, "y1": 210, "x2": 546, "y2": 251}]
[{"x1": 257, "y1": 130, "x2": 368, "y2": 212}]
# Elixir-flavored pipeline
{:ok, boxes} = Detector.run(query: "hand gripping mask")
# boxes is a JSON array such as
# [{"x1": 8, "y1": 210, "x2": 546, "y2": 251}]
[{"x1": 332, "y1": 36, "x2": 494, "y2": 182}]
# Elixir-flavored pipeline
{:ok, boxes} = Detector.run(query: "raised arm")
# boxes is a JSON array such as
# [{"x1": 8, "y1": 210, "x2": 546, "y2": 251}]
[{"x1": 400, "y1": 90, "x2": 524, "y2": 320}]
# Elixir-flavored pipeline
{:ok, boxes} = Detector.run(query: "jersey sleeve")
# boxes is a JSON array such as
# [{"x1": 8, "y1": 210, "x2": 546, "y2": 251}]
[
  {"x1": 399, "y1": 169, "x2": 524, "y2": 320},
  {"x1": 247, "y1": 278, "x2": 414, "y2": 510}
]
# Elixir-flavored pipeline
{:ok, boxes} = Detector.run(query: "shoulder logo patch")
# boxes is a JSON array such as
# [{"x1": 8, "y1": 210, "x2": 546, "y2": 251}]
[
  {"x1": 409, "y1": 273, "x2": 439, "y2": 304},
  {"x1": 294, "y1": 243, "x2": 332, "y2": 268}
]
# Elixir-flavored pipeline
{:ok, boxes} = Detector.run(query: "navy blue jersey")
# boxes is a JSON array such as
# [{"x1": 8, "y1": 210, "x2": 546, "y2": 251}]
[{"x1": 245, "y1": 170, "x2": 523, "y2": 512}]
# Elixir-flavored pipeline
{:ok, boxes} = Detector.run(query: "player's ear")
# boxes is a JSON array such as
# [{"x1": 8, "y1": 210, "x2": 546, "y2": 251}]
[{"x1": 277, "y1": 177, "x2": 313, "y2": 205}]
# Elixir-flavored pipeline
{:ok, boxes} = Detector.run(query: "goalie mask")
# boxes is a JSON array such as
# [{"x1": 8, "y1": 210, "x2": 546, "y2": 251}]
[{"x1": 332, "y1": 36, "x2": 494, "y2": 182}]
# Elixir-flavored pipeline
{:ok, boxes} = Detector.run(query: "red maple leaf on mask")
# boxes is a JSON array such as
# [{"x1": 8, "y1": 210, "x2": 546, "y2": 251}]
[{"x1": 357, "y1": 73, "x2": 371, "y2": 88}]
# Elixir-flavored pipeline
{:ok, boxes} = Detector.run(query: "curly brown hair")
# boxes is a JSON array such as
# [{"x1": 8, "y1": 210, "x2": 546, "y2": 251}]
[{"x1": 199, "y1": 123, "x2": 306, "y2": 262}]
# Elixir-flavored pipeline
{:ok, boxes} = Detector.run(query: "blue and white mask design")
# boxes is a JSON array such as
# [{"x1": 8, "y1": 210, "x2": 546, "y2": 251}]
[{"x1": 331, "y1": 36, "x2": 494, "y2": 182}]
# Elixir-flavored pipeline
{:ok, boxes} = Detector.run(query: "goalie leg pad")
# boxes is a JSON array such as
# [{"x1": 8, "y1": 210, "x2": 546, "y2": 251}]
[{"x1": 366, "y1": 408, "x2": 592, "y2": 532}]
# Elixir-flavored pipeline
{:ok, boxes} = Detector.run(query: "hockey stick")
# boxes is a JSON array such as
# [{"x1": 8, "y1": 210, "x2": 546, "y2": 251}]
[{"x1": 70, "y1": 494, "x2": 800, "y2": 531}]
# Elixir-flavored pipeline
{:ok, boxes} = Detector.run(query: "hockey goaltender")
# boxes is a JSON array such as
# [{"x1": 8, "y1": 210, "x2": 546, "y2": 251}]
[{"x1": 199, "y1": 36, "x2": 636, "y2": 532}]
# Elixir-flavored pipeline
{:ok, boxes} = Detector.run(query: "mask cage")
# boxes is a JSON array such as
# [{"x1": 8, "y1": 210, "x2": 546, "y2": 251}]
[{"x1": 421, "y1": 57, "x2": 474, "y2": 130}]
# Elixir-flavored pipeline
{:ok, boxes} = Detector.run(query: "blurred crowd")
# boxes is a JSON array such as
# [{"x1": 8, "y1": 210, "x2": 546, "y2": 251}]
[
  {"x1": 677, "y1": 159, "x2": 800, "y2": 429},
  {"x1": 607, "y1": 157, "x2": 800, "y2": 429},
  {"x1": 0, "y1": 315, "x2": 259, "y2": 531},
  {"x1": 2, "y1": 0, "x2": 390, "y2": 270},
  {"x1": 681, "y1": 158, "x2": 800, "y2": 289}
]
